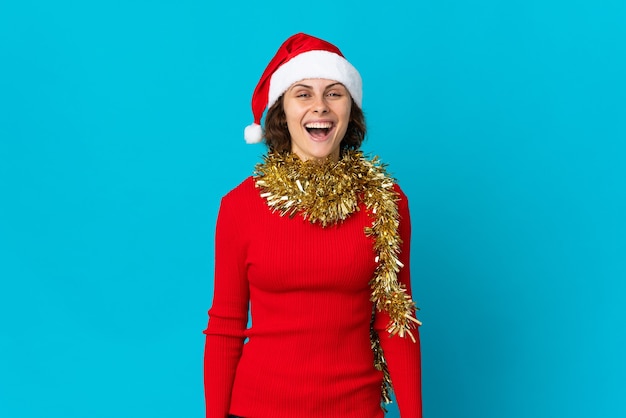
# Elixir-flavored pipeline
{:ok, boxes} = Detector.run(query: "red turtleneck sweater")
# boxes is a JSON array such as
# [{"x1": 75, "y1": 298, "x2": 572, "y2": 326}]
[{"x1": 203, "y1": 177, "x2": 422, "y2": 418}]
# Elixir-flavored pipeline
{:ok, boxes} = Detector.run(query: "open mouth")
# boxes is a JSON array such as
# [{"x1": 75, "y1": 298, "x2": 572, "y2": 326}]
[{"x1": 305, "y1": 122, "x2": 334, "y2": 140}]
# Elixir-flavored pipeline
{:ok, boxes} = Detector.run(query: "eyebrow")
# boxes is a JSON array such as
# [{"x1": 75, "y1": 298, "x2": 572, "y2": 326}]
[{"x1": 289, "y1": 82, "x2": 345, "y2": 91}]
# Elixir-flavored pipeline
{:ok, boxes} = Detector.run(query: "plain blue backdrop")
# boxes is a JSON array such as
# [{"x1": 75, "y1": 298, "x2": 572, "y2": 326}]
[{"x1": 1, "y1": 1, "x2": 625, "y2": 417}]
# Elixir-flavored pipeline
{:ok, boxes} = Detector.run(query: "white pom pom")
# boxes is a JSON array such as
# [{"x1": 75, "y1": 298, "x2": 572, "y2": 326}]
[{"x1": 244, "y1": 123, "x2": 263, "y2": 144}]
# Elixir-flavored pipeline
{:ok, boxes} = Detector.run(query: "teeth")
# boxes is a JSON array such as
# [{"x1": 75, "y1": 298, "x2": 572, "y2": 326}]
[{"x1": 305, "y1": 122, "x2": 333, "y2": 129}]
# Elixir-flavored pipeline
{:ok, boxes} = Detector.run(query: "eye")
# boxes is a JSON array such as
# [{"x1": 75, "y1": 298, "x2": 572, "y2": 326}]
[{"x1": 327, "y1": 90, "x2": 345, "y2": 98}]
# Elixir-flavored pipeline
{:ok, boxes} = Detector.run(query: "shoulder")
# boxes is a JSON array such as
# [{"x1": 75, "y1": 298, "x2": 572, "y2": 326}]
[
  {"x1": 369, "y1": 152, "x2": 407, "y2": 204},
  {"x1": 222, "y1": 176, "x2": 257, "y2": 202},
  {"x1": 215, "y1": 177, "x2": 259, "y2": 235},
  {"x1": 393, "y1": 183, "x2": 408, "y2": 201},
  {"x1": 392, "y1": 182, "x2": 410, "y2": 211},
  {"x1": 219, "y1": 176, "x2": 267, "y2": 218},
  {"x1": 390, "y1": 182, "x2": 411, "y2": 229}
]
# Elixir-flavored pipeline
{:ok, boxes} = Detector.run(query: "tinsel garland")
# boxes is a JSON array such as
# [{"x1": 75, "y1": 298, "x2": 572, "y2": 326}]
[{"x1": 254, "y1": 150, "x2": 421, "y2": 405}]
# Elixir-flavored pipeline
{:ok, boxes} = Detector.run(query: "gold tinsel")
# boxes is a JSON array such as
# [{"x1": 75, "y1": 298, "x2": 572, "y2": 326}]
[{"x1": 254, "y1": 150, "x2": 421, "y2": 406}]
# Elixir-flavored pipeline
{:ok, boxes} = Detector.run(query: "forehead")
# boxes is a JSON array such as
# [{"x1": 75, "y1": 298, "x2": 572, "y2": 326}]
[{"x1": 288, "y1": 78, "x2": 346, "y2": 89}]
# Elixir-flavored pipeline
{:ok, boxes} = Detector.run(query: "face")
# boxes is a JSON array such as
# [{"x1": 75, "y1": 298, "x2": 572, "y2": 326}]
[{"x1": 282, "y1": 78, "x2": 352, "y2": 162}]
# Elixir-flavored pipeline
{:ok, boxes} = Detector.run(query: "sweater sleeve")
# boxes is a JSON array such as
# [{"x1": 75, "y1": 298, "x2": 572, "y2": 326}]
[
  {"x1": 203, "y1": 190, "x2": 250, "y2": 418},
  {"x1": 373, "y1": 185, "x2": 423, "y2": 418}
]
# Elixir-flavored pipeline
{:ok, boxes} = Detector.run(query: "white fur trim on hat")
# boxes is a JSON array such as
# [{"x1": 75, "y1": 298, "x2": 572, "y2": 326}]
[
  {"x1": 244, "y1": 123, "x2": 263, "y2": 144},
  {"x1": 267, "y1": 50, "x2": 362, "y2": 110}
]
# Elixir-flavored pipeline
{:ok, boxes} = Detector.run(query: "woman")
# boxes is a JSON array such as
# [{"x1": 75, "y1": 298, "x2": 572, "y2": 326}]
[{"x1": 203, "y1": 33, "x2": 422, "y2": 418}]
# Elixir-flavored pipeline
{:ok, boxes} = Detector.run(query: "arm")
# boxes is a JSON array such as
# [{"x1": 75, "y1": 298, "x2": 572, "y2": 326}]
[
  {"x1": 374, "y1": 185, "x2": 422, "y2": 417},
  {"x1": 203, "y1": 193, "x2": 249, "y2": 418}
]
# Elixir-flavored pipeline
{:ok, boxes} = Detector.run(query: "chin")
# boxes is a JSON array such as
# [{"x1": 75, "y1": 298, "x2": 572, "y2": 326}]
[{"x1": 309, "y1": 148, "x2": 339, "y2": 161}]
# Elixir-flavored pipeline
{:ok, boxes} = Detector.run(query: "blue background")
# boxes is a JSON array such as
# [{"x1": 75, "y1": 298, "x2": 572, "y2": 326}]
[{"x1": 1, "y1": 1, "x2": 625, "y2": 417}]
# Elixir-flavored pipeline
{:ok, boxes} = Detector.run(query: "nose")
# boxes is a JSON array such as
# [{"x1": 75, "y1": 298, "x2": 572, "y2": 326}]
[{"x1": 312, "y1": 96, "x2": 329, "y2": 114}]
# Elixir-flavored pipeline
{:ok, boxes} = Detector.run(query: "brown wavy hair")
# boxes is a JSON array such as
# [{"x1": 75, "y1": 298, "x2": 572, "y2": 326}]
[{"x1": 264, "y1": 96, "x2": 366, "y2": 153}]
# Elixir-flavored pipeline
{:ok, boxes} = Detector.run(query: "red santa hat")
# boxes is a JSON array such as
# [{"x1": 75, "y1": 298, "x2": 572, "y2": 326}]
[{"x1": 244, "y1": 33, "x2": 363, "y2": 144}]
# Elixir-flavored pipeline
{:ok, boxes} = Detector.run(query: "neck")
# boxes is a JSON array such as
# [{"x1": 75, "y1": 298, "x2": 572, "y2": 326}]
[{"x1": 290, "y1": 148, "x2": 341, "y2": 163}]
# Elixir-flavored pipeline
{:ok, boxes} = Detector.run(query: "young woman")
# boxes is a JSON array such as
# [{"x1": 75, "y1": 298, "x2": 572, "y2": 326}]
[{"x1": 203, "y1": 33, "x2": 422, "y2": 418}]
